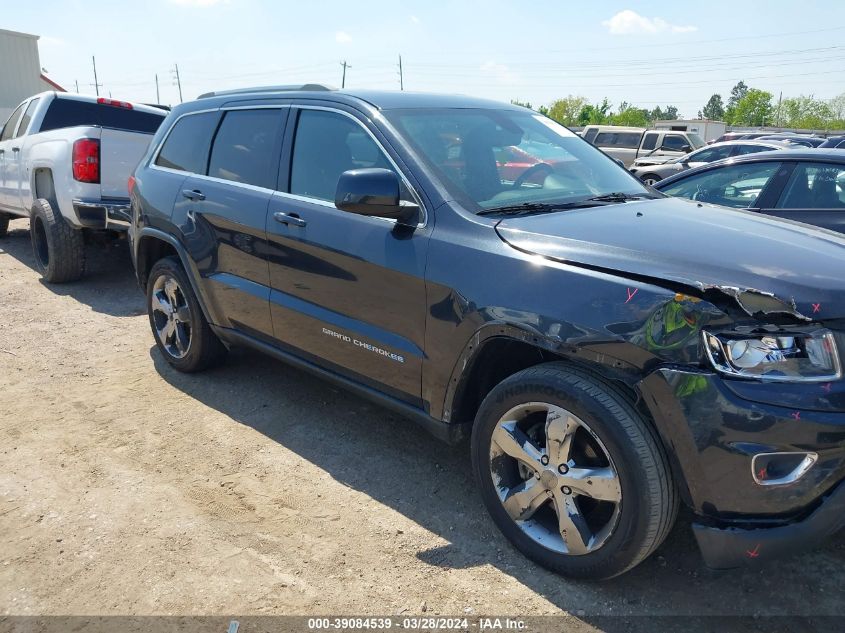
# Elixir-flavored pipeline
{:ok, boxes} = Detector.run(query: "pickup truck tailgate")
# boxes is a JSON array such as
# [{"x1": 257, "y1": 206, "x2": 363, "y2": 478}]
[{"x1": 99, "y1": 128, "x2": 154, "y2": 198}]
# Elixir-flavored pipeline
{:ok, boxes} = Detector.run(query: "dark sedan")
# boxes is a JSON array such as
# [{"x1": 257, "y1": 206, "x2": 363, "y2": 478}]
[
  {"x1": 653, "y1": 148, "x2": 845, "y2": 234},
  {"x1": 819, "y1": 135, "x2": 845, "y2": 149}
]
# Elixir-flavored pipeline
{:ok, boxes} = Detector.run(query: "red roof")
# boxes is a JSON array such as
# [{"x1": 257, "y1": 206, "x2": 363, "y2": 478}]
[{"x1": 40, "y1": 73, "x2": 65, "y2": 92}]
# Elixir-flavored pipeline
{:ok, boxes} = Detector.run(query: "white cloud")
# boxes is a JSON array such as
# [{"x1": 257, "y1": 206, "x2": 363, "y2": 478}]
[
  {"x1": 335, "y1": 31, "x2": 352, "y2": 43},
  {"x1": 602, "y1": 10, "x2": 697, "y2": 35},
  {"x1": 480, "y1": 61, "x2": 519, "y2": 85},
  {"x1": 410, "y1": 15, "x2": 420, "y2": 24},
  {"x1": 169, "y1": 0, "x2": 227, "y2": 6}
]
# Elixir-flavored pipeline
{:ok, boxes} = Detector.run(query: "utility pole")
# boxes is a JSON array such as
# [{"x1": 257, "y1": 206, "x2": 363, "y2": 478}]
[
  {"x1": 90, "y1": 56, "x2": 102, "y2": 96},
  {"x1": 74, "y1": 80, "x2": 79, "y2": 93},
  {"x1": 775, "y1": 91, "x2": 783, "y2": 128},
  {"x1": 340, "y1": 60, "x2": 350, "y2": 89},
  {"x1": 155, "y1": 74, "x2": 160, "y2": 104},
  {"x1": 398, "y1": 54, "x2": 404, "y2": 91},
  {"x1": 171, "y1": 64, "x2": 183, "y2": 103}
]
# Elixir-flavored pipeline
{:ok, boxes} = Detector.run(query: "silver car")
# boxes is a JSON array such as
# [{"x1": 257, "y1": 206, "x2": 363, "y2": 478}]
[{"x1": 629, "y1": 140, "x2": 794, "y2": 185}]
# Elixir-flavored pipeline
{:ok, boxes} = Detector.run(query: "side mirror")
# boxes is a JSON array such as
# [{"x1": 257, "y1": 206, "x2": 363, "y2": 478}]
[
  {"x1": 681, "y1": 144, "x2": 692, "y2": 153},
  {"x1": 335, "y1": 168, "x2": 417, "y2": 224},
  {"x1": 614, "y1": 158, "x2": 625, "y2": 168}
]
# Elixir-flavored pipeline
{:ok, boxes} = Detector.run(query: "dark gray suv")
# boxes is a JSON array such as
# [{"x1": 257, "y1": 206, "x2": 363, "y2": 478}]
[{"x1": 129, "y1": 85, "x2": 845, "y2": 580}]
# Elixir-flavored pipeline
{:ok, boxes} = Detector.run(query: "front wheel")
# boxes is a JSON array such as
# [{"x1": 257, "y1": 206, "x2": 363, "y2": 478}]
[
  {"x1": 146, "y1": 256, "x2": 227, "y2": 372},
  {"x1": 641, "y1": 174, "x2": 662, "y2": 186},
  {"x1": 471, "y1": 363, "x2": 678, "y2": 580}
]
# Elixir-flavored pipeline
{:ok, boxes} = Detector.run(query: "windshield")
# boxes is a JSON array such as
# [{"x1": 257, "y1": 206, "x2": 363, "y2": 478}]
[
  {"x1": 385, "y1": 108, "x2": 649, "y2": 211},
  {"x1": 688, "y1": 133, "x2": 706, "y2": 149}
]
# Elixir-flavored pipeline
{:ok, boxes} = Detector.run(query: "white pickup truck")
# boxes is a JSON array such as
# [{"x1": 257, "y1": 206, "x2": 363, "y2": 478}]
[{"x1": 0, "y1": 92, "x2": 166, "y2": 282}]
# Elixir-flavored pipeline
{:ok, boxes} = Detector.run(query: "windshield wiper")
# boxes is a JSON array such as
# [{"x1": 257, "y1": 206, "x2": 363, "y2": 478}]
[
  {"x1": 477, "y1": 200, "x2": 606, "y2": 216},
  {"x1": 587, "y1": 192, "x2": 648, "y2": 203}
]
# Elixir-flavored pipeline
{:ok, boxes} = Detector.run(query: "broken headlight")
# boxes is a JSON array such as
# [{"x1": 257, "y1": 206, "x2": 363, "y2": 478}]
[{"x1": 703, "y1": 330, "x2": 841, "y2": 382}]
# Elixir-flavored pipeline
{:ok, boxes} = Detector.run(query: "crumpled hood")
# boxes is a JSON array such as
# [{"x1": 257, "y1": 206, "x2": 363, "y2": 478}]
[{"x1": 495, "y1": 197, "x2": 845, "y2": 320}]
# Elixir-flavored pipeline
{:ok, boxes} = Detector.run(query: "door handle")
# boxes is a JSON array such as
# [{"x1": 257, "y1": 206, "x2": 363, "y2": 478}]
[
  {"x1": 181, "y1": 189, "x2": 205, "y2": 201},
  {"x1": 274, "y1": 211, "x2": 307, "y2": 227},
  {"x1": 11, "y1": 147, "x2": 20, "y2": 153}
]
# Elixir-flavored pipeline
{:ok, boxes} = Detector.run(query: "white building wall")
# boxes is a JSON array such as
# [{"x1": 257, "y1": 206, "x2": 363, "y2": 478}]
[{"x1": 0, "y1": 29, "x2": 52, "y2": 123}]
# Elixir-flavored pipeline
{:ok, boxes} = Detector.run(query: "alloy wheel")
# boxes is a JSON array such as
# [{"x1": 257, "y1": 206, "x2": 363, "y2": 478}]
[
  {"x1": 489, "y1": 402, "x2": 622, "y2": 555},
  {"x1": 151, "y1": 275, "x2": 193, "y2": 359}
]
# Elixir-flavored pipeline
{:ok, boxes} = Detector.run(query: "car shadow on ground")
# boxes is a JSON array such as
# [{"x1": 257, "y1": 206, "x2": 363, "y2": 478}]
[
  {"x1": 151, "y1": 345, "x2": 845, "y2": 622},
  {"x1": 0, "y1": 221, "x2": 143, "y2": 318}
]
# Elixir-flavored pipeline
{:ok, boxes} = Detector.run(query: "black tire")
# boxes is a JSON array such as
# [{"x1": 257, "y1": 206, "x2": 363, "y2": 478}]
[
  {"x1": 640, "y1": 173, "x2": 662, "y2": 186},
  {"x1": 146, "y1": 256, "x2": 226, "y2": 372},
  {"x1": 29, "y1": 199, "x2": 85, "y2": 283},
  {"x1": 0, "y1": 213, "x2": 9, "y2": 237},
  {"x1": 471, "y1": 362, "x2": 678, "y2": 580}
]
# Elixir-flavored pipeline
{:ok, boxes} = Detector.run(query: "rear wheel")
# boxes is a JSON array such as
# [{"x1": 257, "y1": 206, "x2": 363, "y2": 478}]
[
  {"x1": 30, "y1": 199, "x2": 85, "y2": 283},
  {"x1": 471, "y1": 363, "x2": 678, "y2": 580},
  {"x1": 147, "y1": 256, "x2": 226, "y2": 372}
]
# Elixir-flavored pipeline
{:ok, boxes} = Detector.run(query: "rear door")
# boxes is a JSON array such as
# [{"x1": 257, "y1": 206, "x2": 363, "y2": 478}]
[
  {"x1": 767, "y1": 161, "x2": 845, "y2": 233},
  {"x1": 265, "y1": 105, "x2": 429, "y2": 406},
  {"x1": 595, "y1": 131, "x2": 641, "y2": 166},
  {"x1": 181, "y1": 106, "x2": 288, "y2": 341}
]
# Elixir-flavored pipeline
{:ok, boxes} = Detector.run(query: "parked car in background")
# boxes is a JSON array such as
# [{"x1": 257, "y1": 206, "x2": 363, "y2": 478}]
[
  {"x1": 582, "y1": 125, "x2": 705, "y2": 167},
  {"x1": 818, "y1": 135, "x2": 845, "y2": 149},
  {"x1": 630, "y1": 140, "x2": 793, "y2": 185},
  {"x1": 652, "y1": 119, "x2": 726, "y2": 143},
  {"x1": 131, "y1": 86, "x2": 845, "y2": 579},
  {"x1": 756, "y1": 134, "x2": 826, "y2": 148},
  {"x1": 711, "y1": 131, "x2": 774, "y2": 143},
  {"x1": 0, "y1": 92, "x2": 166, "y2": 281},
  {"x1": 654, "y1": 148, "x2": 845, "y2": 233}
]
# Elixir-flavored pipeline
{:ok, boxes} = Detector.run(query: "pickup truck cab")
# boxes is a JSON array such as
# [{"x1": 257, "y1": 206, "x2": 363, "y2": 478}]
[
  {"x1": 0, "y1": 92, "x2": 166, "y2": 281},
  {"x1": 582, "y1": 125, "x2": 705, "y2": 167},
  {"x1": 131, "y1": 86, "x2": 845, "y2": 580}
]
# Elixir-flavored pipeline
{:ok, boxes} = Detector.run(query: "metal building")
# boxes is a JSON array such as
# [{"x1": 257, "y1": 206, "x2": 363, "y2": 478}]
[{"x1": 0, "y1": 28, "x2": 64, "y2": 123}]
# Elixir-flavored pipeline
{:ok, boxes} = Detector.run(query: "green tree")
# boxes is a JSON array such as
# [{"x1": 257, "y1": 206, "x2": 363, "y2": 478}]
[
  {"x1": 728, "y1": 89, "x2": 773, "y2": 126},
  {"x1": 778, "y1": 96, "x2": 833, "y2": 128},
  {"x1": 727, "y1": 81, "x2": 748, "y2": 110},
  {"x1": 612, "y1": 102, "x2": 649, "y2": 126},
  {"x1": 698, "y1": 94, "x2": 725, "y2": 120},
  {"x1": 546, "y1": 95, "x2": 587, "y2": 126},
  {"x1": 577, "y1": 98, "x2": 612, "y2": 125}
]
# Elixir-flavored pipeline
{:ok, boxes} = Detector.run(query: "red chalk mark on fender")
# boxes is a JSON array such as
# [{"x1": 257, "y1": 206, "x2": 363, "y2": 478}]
[
  {"x1": 757, "y1": 467, "x2": 767, "y2": 481},
  {"x1": 812, "y1": 303, "x2": 821, "y2": 313},
  {"x1": 625, "y1": 288, "x2": 638, "y2": 304},
  {"x1": 791, "y1": 411, "x2": 801, "y2": 421},
  {"x1": 746, "y1": 543, "x2": 761, "y2": 558}
]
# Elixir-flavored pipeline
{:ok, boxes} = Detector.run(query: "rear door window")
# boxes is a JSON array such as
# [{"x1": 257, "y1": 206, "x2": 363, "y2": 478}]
[
  {"x1": 207, "y1": 109, "x2": 284, "y2": 189},
  {"x1": 661, "y1": 162, "x2": 781, "y2": 208},
  {"x1": 733, "y1": 144, "x2": 774, "y2": 156},
  {"x1": 777, "y1": 163, "x2": 845, "y2": 209},
  {"x1": 15, "y1": 98, "x2": 40, "y2": 138},
  {"x1": 687, "y1": 145, "x2": 732, "y2": 163},
  {"x1": 154, "y1": 111, "x2": 219, "y2": 174},
  {"x1": 594, "y1": 132, "x2": 641, "y2": 149},
  {"x1": 39, "y1": 99, "x2": 165, "y2": 133},
  {"x1": 582, "y1": 128, "x2": 598, "y2": 143},
  {"x1": 0, "y1": 103, "x2": 25, "y2": 141}
]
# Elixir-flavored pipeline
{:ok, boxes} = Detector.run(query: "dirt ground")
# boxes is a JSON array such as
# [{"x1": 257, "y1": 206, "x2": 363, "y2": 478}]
[{"x1": 1, "y1": 218, "x2": 843, "y2": 628}]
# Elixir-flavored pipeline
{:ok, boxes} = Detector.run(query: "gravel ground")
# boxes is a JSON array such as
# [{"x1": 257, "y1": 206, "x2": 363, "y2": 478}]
[{"x1": 0, "y1": 218, "x2": 843, "y2": 630}]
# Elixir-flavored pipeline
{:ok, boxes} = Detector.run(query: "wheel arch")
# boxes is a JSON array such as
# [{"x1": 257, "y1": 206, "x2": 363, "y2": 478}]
[
  {"x1": 135, "y1": 228, "x2": 218, "y2": 325},
  {"x1": 33, "y1": 167, "x2": 57, "y2": 207}
]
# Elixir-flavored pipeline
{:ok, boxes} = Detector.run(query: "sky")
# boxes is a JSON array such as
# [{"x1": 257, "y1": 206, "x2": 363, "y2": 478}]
[{"x1": 5, "y1": 0, "x2": 845, "y2": 115}]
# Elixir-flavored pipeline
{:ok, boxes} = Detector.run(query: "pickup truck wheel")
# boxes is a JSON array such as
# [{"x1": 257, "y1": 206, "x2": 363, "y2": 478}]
[
  {"x1": 30, "y1": 199, "x2": 85, "y2": 283},
  {"x1": 147, "y1": 256, "x2": 226, "y2": 372},
  {"x1": 0, "y1": 213, "x2": 9, "y2": 237},
  {"x1": 471, "y1": 363, "x2": 677, "y2": 580}
]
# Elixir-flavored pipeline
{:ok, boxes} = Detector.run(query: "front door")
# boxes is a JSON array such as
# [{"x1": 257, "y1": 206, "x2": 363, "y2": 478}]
[
  {"x1": 768, "y1": 161, "x2": 845, "y2": 234},
  {"x1": 266, "y1": 106, "x2": 429, "y2": 406}
]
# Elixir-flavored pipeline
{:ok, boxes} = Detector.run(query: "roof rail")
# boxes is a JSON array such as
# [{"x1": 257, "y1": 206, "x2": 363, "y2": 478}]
[{"x1": 198, "y1": 84, "x2": 336, "y2": 99}]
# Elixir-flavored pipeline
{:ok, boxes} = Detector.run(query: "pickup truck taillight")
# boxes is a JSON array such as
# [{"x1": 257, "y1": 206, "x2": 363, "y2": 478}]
[{"x1": 72, "y1": 138, "x2": 100, "y2": 183}]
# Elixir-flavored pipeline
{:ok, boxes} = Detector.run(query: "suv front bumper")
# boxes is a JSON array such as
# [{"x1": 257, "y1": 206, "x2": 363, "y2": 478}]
[
  {"x1": 73, "y1": 198, "x2": 131, "y2": 231},
  {"x1": 639, "y1": 367, "x2": 845, "y2": 568}
]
